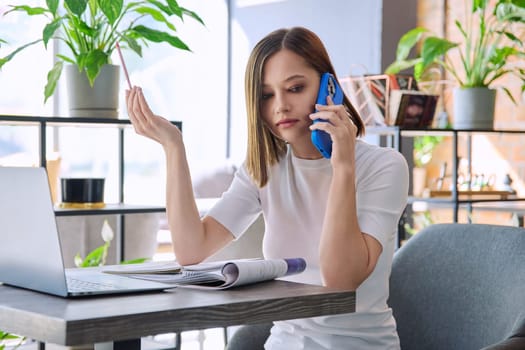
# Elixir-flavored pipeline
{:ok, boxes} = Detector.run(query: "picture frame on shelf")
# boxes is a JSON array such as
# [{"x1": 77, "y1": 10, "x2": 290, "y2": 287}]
[{"x1": 389, "y1": 90, "x2": 439, "y2": 127}]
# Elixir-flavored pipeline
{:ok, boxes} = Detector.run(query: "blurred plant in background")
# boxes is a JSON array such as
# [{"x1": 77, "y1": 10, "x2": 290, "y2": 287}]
[
  {"x1": 0, "y1": 331, "x2": 25, "y2": 350},
  {"x1": 74, "y1": 219, "x2": 148, "y2": 267},
  {"x1": 413, "y1": 135, "x2": 444, "y2": 168}
]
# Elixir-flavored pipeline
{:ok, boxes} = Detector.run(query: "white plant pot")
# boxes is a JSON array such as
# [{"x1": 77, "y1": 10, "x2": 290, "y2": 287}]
[
  {"x1": 65, "y1": 64, "x2": 120, "y2": 118},
  {"x1": 453, "y1": 87, "x2": 496, "y2": 130}
]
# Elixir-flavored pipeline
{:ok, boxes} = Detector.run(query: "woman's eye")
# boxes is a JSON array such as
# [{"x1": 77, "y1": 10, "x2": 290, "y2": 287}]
[
  {"x1": 261, "y1": 93, "x2": 273, "y2": 100},
  {"x1": 289, "y1": 85, "x2": 304, "y2": 93}
]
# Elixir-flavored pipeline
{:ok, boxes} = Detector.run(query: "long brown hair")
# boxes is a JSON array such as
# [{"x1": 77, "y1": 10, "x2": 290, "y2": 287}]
[{"x1": 245, "y1": 27, "x2": 364, "y2": 187}]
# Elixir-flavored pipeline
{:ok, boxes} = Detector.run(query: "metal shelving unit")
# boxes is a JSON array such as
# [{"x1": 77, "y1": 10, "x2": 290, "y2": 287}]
[
  {"x1": 0, "y1": 114, "x2": 182, "y2": 260},
  {"x1": 366, "y1": 126, "x2": 525, "y2": 243}
]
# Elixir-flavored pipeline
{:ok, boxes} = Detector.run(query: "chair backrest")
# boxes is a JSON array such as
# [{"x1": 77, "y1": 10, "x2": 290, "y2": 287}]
[{"x1": 389, "y1": 223, "x2": 525, "y2": 350}]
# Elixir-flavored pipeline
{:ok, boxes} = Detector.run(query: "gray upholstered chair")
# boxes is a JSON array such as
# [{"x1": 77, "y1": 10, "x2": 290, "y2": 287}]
[
  {"x1": 389, "y1": 223, "x2": 525, "y2": 350},
  {"x1": 227, "y1": 223, "x2": 525, "y2": 350}
]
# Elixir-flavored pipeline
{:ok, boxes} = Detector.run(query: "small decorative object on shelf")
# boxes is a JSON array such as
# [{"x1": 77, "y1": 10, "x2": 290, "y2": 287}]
[
  {"x1": 60, "y1": 178, "x2": 106, "y2": 209},
  {"x1": 502, "y1": 174, "x2": 517, "y2": 194}
]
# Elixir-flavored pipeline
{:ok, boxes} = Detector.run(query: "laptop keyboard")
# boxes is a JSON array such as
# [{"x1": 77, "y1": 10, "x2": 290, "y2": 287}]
[{"x1": 67, "y1": 277, "x2": 119, "y2": 293}]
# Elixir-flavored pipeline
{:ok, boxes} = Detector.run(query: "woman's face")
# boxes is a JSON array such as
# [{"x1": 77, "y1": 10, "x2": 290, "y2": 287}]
[{"x1": 260, "y1": 49, "x2": 321, "y2": 157}]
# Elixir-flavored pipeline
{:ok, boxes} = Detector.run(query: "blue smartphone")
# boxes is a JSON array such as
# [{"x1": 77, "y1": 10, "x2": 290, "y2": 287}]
[{"x1": 311, "y1": 72, "x2": 344, "y2": 158}]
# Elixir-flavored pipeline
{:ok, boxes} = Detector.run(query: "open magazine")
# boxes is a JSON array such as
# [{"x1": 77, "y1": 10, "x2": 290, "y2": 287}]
[{"x1": 103, "y1": 258, "x2": 306, "y2": 290}]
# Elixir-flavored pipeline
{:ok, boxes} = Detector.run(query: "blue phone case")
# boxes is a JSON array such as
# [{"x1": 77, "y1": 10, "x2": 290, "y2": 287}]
[{"x1": 311, "y1": 73, "x2": 344, "y2": 158}]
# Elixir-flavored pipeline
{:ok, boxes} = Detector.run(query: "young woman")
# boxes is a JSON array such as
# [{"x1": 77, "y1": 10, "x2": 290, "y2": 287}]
[{"x1": 126, "y1": 26, "x2": 408, "y2": 350}]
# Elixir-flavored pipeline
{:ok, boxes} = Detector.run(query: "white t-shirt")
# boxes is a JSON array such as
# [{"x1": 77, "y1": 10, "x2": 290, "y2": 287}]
[{"x1": 207, "y1": 140, "x2": 409, "y2": 350}]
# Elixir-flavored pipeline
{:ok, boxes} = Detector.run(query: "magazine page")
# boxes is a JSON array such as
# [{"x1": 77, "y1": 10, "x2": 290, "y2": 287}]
[
  {"x1": 108, "y1": 258, "x2": 306, "y2": 290},
  {"x1": 102, "y1": 260, "x2": 182, "y2": 274},
  {"x1": 177, "y1": 257, "x2": 306, "y2": 290}
]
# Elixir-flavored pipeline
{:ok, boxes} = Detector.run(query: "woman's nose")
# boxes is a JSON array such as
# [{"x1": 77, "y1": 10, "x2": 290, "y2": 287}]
[{"x1": 275, "y1": 93, "x2": 290, "y2": 114}]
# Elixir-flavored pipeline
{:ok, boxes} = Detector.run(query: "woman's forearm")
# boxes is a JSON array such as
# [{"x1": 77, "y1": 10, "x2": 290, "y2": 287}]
[
  {"x1": 319, "y1": 168, "x2": 374, "y2": 290},
  {"x1": 163, "y1": 144, "x2": 209, "y2": 265}
]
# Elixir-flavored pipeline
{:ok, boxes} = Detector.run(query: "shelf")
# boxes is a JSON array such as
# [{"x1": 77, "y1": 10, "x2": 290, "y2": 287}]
[
  {"x1": 367, "y1": 126, "x2": 525, "y2": 243},
  {"x1": 429, "y1": 189, "x2": 516, "y2": 200},
  {"x1": 54, "y1": 204, "x2": 166, "y2": 216},
  {"x1": 367, "y1": 126, "x2": 525, "y2": 137},
  {"x1": 0, "y1": 114, "x2": 182, "y2": 129},
  {"x1": 410, "y1": 196, "x2": 525, "y2": 205},
  {"x1": 411, "y1": 198, "x2": 525, "y2": 211}
]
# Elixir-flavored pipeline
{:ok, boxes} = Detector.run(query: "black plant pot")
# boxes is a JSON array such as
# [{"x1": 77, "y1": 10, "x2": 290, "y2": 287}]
[{"x1": 61, "y1": 178, "x2": 105, "y2": 208}]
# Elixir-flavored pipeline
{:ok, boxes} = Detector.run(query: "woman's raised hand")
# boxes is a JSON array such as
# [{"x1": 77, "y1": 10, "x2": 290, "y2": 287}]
[
  {"x1": 126, "y1": 86, "x2": 182, "y2": 148},
  {"x1": 310, "y1": 96, "x2": 357, "y2": 167}
]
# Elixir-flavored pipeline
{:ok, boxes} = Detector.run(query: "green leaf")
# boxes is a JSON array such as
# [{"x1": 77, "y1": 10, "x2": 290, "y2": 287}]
[
  {"x1": 0, "y1": 39, "x2": 42, "y2": 70},
  {"x1": 43, "y1": 19, "x2": 62, "y2": 48},
  {"x1": 131, "y1": 25, "x2": 190, "y2": 51},
  {"x1": 64, "y1": 0, "x2": 88, "y2": 17},
  {"x1": 421, "y1": 36, "x2": 458, "y2": 68},
  {"x1": 501, "y1": 86, "x2": 517, "y2": 105},
  {"x1": 44, "y1": 61, "x2": 63, "y2": 103},
  {"x1": 490, "y1": 46, "x2": 518, "y2": 66},
  {"x1": 80, "y1": 244, "x2": 107, "y2": 267},
  {"x1": 134, "y1": 6, "x2": 176, "y2": 31},
  {"x1": 145, "y1": 0, "x2": 173, "y2": 15},
  {"x1": 5, "y1": 5, "x2": 48, "y2": 16},
  {"x1": 500, "y1": 30, "x2": 523, "y2": 46},
  {"x1": 454, "y1": 20, "x2": 467, "y2": 40},
  {"x1": 119, "y1": 36, "x2": 143, "y2": 57},
  {"x1": 384, "y1": 58, "x2": 422, "y2": 74},
  {"x1": 167, "y1": 0, "x2": 183, "y2": 18},
  {"x1": 180, "y1": 7, "x2": 205, "y2": 25},
  {"x1": 495, "y1": 1, "x2": 525, "y2": 21},
  {"x1": 0, "y1": 331, "x2": 25, "y2": 349},
  {"x1": 473, "y1": 0, "x2": 488, "y2": 12},
  {"x1": 395, "y1": 27, "x2": 428, "y2": 61},
  {"x1": 414, "y1": 61, "x2": 425, "y2": 81},
  {"x1": 84, "y1": 50, "x2": 110, "y2": 86},
  {"x1": 56, "y1": 54, "x2": 76, "y2": 64},
  {"x1": 98, "y1": 0, "x2": 123, "y2": 25},
  {"x1": 70, "y1": 17, "x2": 97, "y2": 38},
  {"x1": 46, "y1": 0, "x2": 59, "y2": 16}
]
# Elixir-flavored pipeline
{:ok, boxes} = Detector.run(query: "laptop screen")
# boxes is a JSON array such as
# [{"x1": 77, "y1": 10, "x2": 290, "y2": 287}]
[{"x1": 0, "y1": 166, "x2": 69, "y2": 296}]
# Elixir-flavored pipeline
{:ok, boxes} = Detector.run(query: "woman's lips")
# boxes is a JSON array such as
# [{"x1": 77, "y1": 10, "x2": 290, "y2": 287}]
[{"x1": 276, "y1": 119, "x2": 298, "y2": 128}]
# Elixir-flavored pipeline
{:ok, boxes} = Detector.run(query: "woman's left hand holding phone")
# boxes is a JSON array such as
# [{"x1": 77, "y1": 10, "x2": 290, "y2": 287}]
[{"x1": 126, "y1": 87, "x2": 182, "y2": 150}]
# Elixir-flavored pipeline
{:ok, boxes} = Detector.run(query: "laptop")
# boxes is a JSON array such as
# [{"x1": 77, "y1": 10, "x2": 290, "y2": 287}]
[{"x1": 0, "y1": 166, "x2": 170, "y2": 297}]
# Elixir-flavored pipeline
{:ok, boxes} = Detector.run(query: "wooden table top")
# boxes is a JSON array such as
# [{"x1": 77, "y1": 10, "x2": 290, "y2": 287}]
[{"x1": 0, "y1": 280, "x2": 355, "y2": 346}]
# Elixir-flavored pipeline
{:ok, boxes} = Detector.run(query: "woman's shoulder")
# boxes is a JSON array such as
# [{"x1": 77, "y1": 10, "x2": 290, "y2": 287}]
[
  {"x1": 356, "y1": 140, "x2": 408, "y2": 177},
  {"x1": 356, "y1": 139, "x2": 406, "y2": 163}
]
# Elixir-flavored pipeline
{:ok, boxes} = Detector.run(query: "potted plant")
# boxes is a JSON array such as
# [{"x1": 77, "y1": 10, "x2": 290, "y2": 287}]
[
  {"x1": 0, "y1": 0, "x2": 203, "y2": 117},
  {"x1": 385, "y1": 0, "x2": 525, "y2": 129}
]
